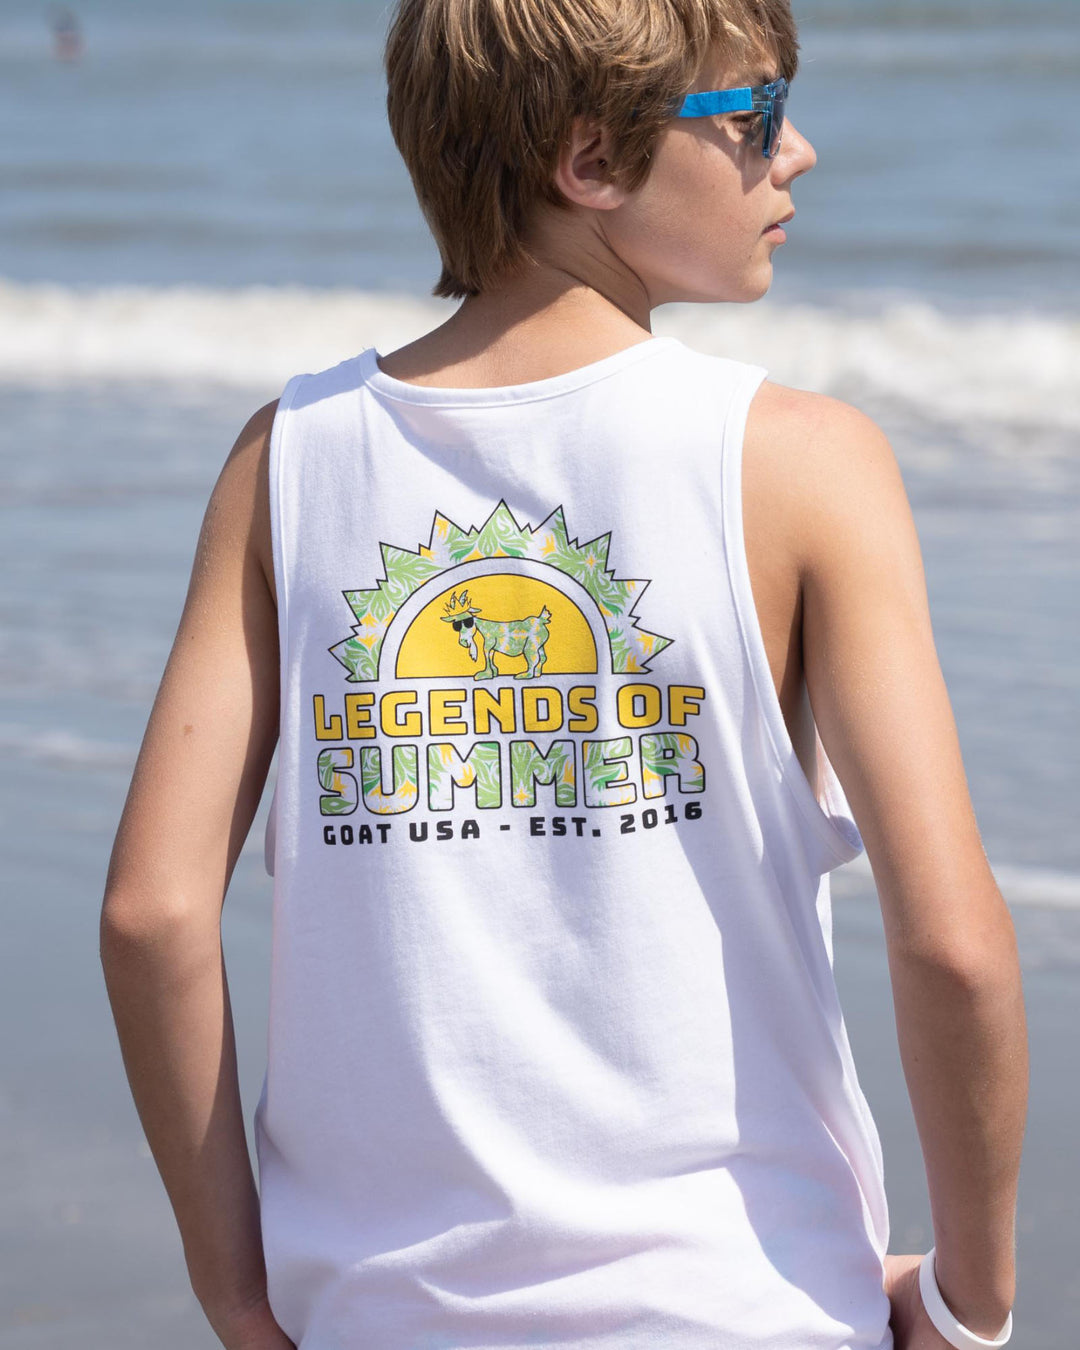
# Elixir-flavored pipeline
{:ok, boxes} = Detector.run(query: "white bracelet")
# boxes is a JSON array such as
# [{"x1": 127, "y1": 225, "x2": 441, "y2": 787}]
[{"x1": 918, "y1": 1248, "x2": 1013, "y2": 1349}]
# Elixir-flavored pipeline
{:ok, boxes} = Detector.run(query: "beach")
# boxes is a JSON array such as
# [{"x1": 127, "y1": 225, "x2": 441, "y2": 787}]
[{"x1": 2, "y1": 0, "x2": 1078, "y2": 1345}]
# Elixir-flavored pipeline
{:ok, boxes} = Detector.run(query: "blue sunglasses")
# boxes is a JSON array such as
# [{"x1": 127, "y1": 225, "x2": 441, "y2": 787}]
[{"x1": 670, "y1": 76, "x2": 789, "y2": 158}]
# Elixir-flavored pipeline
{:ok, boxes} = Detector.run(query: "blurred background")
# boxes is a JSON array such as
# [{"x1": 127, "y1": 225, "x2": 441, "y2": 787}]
[{"x1": 1, "y1": 0, "x2": 1077, "y2": 1346}]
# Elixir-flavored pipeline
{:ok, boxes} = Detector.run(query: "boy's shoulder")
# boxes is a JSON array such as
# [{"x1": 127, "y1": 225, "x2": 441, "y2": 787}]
[
  {"x1": 210, "y1": 397, "x2": 279, "y2": 606},
  {"x1": 743, "y1": 378, "x2": 911, "y2": 582},
  {"x1": 748, "y1": 377, "x2": 890, "y2": 456}
]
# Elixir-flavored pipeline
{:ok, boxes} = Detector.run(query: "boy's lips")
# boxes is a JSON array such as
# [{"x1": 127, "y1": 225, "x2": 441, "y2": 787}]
[{"x1": 764, "y1": 210, "x2": 795, "y2": 232}]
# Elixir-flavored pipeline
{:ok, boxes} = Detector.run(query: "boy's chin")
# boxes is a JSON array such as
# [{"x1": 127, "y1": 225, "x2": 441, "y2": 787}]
[
  {"x1": 744, "y1": 271, "x2": 774, "y2": 302},
  {"x1": 730, "y1": 264, "x2": 774, "y2": 304},
  {"x1": 740, "y1": 258, "x2": 775, "y2": 299},
  {"x1": 676, "y1": 269, "x2": 774, "y2": 306}
]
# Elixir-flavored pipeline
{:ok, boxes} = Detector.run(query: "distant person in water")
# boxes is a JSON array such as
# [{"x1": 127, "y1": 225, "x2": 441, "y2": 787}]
[{"x1": 49, "y1": 7, "x2": 83, "y2": 63}]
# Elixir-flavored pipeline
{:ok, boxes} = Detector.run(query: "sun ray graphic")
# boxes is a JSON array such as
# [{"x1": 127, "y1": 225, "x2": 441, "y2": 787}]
[{"x1": 328, "y1": 501, "x2": 673, "y2": 681}]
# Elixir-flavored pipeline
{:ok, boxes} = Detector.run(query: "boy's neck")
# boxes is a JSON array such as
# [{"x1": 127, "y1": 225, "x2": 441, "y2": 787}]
[{"x1": 379, "y1": 264, "x2": 655, "y2": 389}]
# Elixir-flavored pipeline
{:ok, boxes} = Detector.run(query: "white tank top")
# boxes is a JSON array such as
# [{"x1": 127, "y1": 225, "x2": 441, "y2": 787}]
[{"x1": 255, "y1": 335, "x2": 892, "y2": 1350}]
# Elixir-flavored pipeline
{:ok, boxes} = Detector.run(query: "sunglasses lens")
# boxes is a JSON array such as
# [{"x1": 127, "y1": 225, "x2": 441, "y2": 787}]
[{"x1": 768, "y1": 85, "x2": 787, "y2": 157}]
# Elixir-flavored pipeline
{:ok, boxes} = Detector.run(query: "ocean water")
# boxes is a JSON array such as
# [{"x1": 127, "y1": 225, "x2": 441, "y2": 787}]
[
  {"x1": 2, "y1": 0, "x2": 1079, "y2": 306},
  {"x1": 0, "y1": 4, "x2": 1078, "y2": 1344},
  {"x1": 2, "y1": 0, "x2": 1077, "y2": 891}
]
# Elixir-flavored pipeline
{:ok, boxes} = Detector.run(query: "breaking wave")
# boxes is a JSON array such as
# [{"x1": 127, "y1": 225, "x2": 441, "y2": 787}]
[{"x1": 2, "y1": 278, "x2": 1078, "y2": 432}]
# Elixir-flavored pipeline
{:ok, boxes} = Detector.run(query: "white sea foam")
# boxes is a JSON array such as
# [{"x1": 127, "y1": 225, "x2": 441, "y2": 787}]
[
  {"x1": 2, "y1": 278, "x2": 1077, "y2": 431},
  {"x1": 0, "y1": 723, "x2": 136, "y2": 770}
]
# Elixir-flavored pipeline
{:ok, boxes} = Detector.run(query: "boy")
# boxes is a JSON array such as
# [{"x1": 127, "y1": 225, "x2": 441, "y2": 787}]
[{"x1": 100, "y1": 0, "x2": 1027, "y2": 1347}]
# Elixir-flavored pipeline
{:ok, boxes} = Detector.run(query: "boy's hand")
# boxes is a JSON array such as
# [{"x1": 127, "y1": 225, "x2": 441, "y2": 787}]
[
  {"x1": 884, "y1": 1254, "x2": 954, "y2": 1350},
  {"x1": 207, "y1": 1289, "x2": 297, "y2": 1350}
]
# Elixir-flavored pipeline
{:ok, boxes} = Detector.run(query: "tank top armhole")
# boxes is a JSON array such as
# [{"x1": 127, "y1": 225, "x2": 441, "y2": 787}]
[
  {"x1": 720, "y1": 366, "x2": 865, "y2": 872},
  {"x1": 263, "y1": 371, "x2": 307, "y2": 878}
]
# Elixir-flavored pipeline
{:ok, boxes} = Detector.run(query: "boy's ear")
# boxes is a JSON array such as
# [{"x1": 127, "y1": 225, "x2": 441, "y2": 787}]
[{"x1": 552, "y1": 117, "x2": 624, "y2": 209}]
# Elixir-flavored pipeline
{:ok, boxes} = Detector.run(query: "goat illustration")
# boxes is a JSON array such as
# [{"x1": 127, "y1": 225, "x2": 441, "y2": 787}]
[{"x1": 440, "y1": 588, "x2": 551, "y2": 680}]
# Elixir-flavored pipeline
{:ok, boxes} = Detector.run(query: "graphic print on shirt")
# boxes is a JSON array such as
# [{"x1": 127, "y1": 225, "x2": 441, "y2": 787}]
[{"x1": 313, "y1": 501, "x2": 708, "y2": 844}]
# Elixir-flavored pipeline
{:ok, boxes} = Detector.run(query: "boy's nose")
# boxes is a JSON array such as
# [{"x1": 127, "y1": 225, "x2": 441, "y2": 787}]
[{"x1": 777, "y1": 119, "x2": 816, "y2": 180}]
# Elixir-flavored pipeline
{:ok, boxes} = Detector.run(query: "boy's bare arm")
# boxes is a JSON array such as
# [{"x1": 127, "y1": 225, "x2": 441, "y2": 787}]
[
  {"x1": 100, "y1": 400, "x2": 293, "y2": 1345},
  {"x1": 749, "y1": 385, "x2": 1028, "y2": 1338}
]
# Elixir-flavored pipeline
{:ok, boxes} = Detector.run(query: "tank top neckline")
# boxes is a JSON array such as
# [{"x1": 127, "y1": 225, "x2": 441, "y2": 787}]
[{"x1": 358, "y1": 335, "x2": 683, "y2": 408}]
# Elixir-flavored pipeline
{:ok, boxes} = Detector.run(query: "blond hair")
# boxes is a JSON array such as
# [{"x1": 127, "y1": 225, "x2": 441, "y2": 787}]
[{"x1": 384, "y1": 0, "x2": 799, "y2": 298}]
